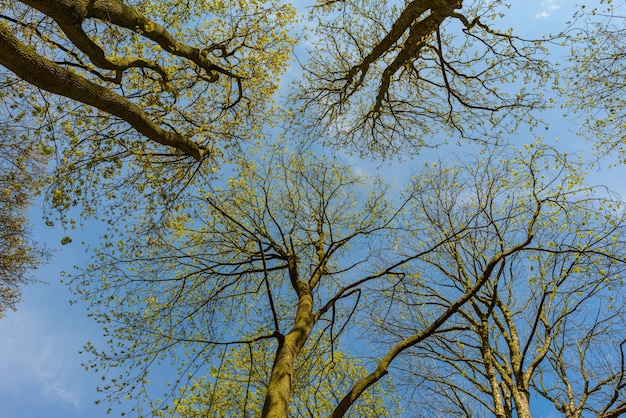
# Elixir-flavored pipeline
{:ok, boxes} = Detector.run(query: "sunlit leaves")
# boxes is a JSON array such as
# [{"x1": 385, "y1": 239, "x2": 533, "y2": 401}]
[
  {"x1": 155, "y1": 337, "x2": 401, "y2": 417},
  {"x1": 296, "y1": 0, "x2": 551, "y2": 157},
  {"x1": 564, "y1": 1, "x2": 626, "y2": 161},
  {"x1": 3, "y1": 0, "x2": 626, "y2": 416},
  {"x1": 0, "y1": 0, "x2": 297, "y2": 224},
  {"x1": 69, "y1": 143, "x2": 399, "y2": 415}
]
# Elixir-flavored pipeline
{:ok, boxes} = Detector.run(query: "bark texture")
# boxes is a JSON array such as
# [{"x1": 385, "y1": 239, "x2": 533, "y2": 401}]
[
  {"x1": 262, "y1": 256, "x2": 316, "y2": 418},
  {"x1": 0, "y1": 1, "x2": 210, "y2": 160}
]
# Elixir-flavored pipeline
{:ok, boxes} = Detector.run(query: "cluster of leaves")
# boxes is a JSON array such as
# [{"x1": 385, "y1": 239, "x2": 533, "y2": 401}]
[
  {"x1": 152, "y1": 335, "x2": 401, "y2": 417},
  {"x1": 0, "y1": 0, "x2": 297, "y2": 222},
  {"x1": 565, "y1": 0, "x2": 626, "y2": 162}
]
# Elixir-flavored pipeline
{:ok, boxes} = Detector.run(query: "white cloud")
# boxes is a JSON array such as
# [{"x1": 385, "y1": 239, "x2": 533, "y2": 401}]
[
  {"x1": 535, "y1": 0, "x2": 563, "y2": 19},
  {"x1": 40, "y1": 371, "x2": 82, "y2": 408},
  {"x1": 0, "y1": 298, "x2": 86, "y2": 411}
]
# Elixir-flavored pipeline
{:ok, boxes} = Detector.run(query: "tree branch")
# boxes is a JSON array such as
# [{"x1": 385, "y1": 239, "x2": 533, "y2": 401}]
[{"x1": 0, "y1": 21, "x2": 206, "y2": 160}]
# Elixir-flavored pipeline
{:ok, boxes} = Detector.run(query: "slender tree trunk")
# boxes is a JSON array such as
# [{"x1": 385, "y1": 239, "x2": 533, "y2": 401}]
[
  {"x1": 478, "y1": 318, "x2": 508, "y2": 418},
  {"x1": 261, "y1": 284, "x2": 315, "y2": 418}
]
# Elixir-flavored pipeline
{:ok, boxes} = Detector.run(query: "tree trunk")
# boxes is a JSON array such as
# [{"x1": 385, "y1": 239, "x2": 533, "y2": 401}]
[
  {"x1": 512, "y1": 390, "x2": 532, "y2": 418},
  {"x1": 261, "y1": 285, "x2": 315, "y2": 418}
]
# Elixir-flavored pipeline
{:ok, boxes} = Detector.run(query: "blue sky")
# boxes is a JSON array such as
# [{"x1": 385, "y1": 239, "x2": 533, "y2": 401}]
[
  {"x1": 0, "y1": 215, "x2": 110, "y2": 418},
  {"x1": 1, "y1": 1, "x2": 624, "y2": 417}
]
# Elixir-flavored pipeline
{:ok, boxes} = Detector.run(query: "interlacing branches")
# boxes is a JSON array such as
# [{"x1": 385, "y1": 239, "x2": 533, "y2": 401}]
[
  {"x1": 380, "y1": 145, "x2": 626, "y2": 417},
  {"x1": 297, "y1": 0, "x2": 551, "y2": 156},
  {"x1": 0, "y1": 0, "x2": 296, "y2": 160}
]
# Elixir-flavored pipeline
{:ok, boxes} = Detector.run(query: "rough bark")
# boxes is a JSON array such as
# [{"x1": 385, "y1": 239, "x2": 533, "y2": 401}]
[
  {"x1": 261, "y1": 257, "x2": 316, "y2": 418},
  {"x1": 511, "y1": 391, "x2": 531, "y2": 418},
  {"x1": 478, "y1": 317, "x2": 508, "y2": 418},
  {"x1": 0, "y1": 21, "x2": 205, "y2": 160}
]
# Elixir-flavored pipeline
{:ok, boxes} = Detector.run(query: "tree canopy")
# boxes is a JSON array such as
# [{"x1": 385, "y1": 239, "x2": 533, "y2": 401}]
[
  {"x1": 72, "y1": 145, "x2": 404, "y2": 416},
  {"x1": 1, "y1": 0, "x2": 625, "y2": 417},
  {"x1": 297, "y1": 0, "x2": 551, "y2": 156},
  {"x1": 565, "y1": 0, "x2": 626, "y2": 162},
  {"x1": 0, "y1": 119, "x2": 49, "y2": 316},
  {"x1": 383, "y1": 146, "x2": 626, "y2": 417}
]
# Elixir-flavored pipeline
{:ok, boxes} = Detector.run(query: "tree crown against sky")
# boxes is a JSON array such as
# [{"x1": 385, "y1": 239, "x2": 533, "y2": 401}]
[
  {"x1": 382, "y1": 145, "x2": 626, "y2": 417},
  {"x1": 565, "y1": 0, "x2": 626, "y2": 163},
  {"x1": 296, "y1": 0, "x2": 552, "y2": 156},
  {"x1": 72, "y1": 145, "x2": 405, "y2": 416},
  {"x1": 0, "y1": 131, "x2": 49, "y2": 316},
  {"x1": 1, "y1": 0, "x2": 626, "y2": 417}
]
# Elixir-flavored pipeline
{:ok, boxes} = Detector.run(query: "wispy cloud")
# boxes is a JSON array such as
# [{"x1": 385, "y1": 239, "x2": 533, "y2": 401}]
[
  {"x1": 39, "y1": 370, "x2": 82, "y2": 408},
  {"x1": 535, "y1": 0, "x2": 562, "y2": 19},
  {"x1": 0, "y1": 305, "x2": 84, "y2": 411}
]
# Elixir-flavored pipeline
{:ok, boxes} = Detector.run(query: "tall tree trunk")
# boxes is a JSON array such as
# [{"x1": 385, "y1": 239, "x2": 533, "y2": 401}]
[{"x1": 261, "y1": 284, "x2": 315, "y2": 418}]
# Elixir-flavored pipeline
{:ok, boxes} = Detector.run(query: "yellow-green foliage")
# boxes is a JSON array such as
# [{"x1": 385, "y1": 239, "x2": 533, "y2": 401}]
[{"x1": 155, "y1": 335, "x2": 401, "y2": 417}]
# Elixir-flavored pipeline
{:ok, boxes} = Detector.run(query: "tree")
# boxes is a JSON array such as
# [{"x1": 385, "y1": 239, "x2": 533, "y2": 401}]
[
  {"x1": 0, "y1": 0, "x2": 296, "y2": 162},
  {"x1": 565, "y1": 1, "x2": 626, "y2": 161},
  {"x1": 71, "y1": 145, "x2": 409, "y2": 417},
  {"x1": 0, "y1": 121, "x2": 49, "y2": 316},
  {"x1": 296, "y1": 0, "x2": 551, "y2": 156},
  {"x1": 371, "y1": 145, "x2": 626, "y2": 417}
]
